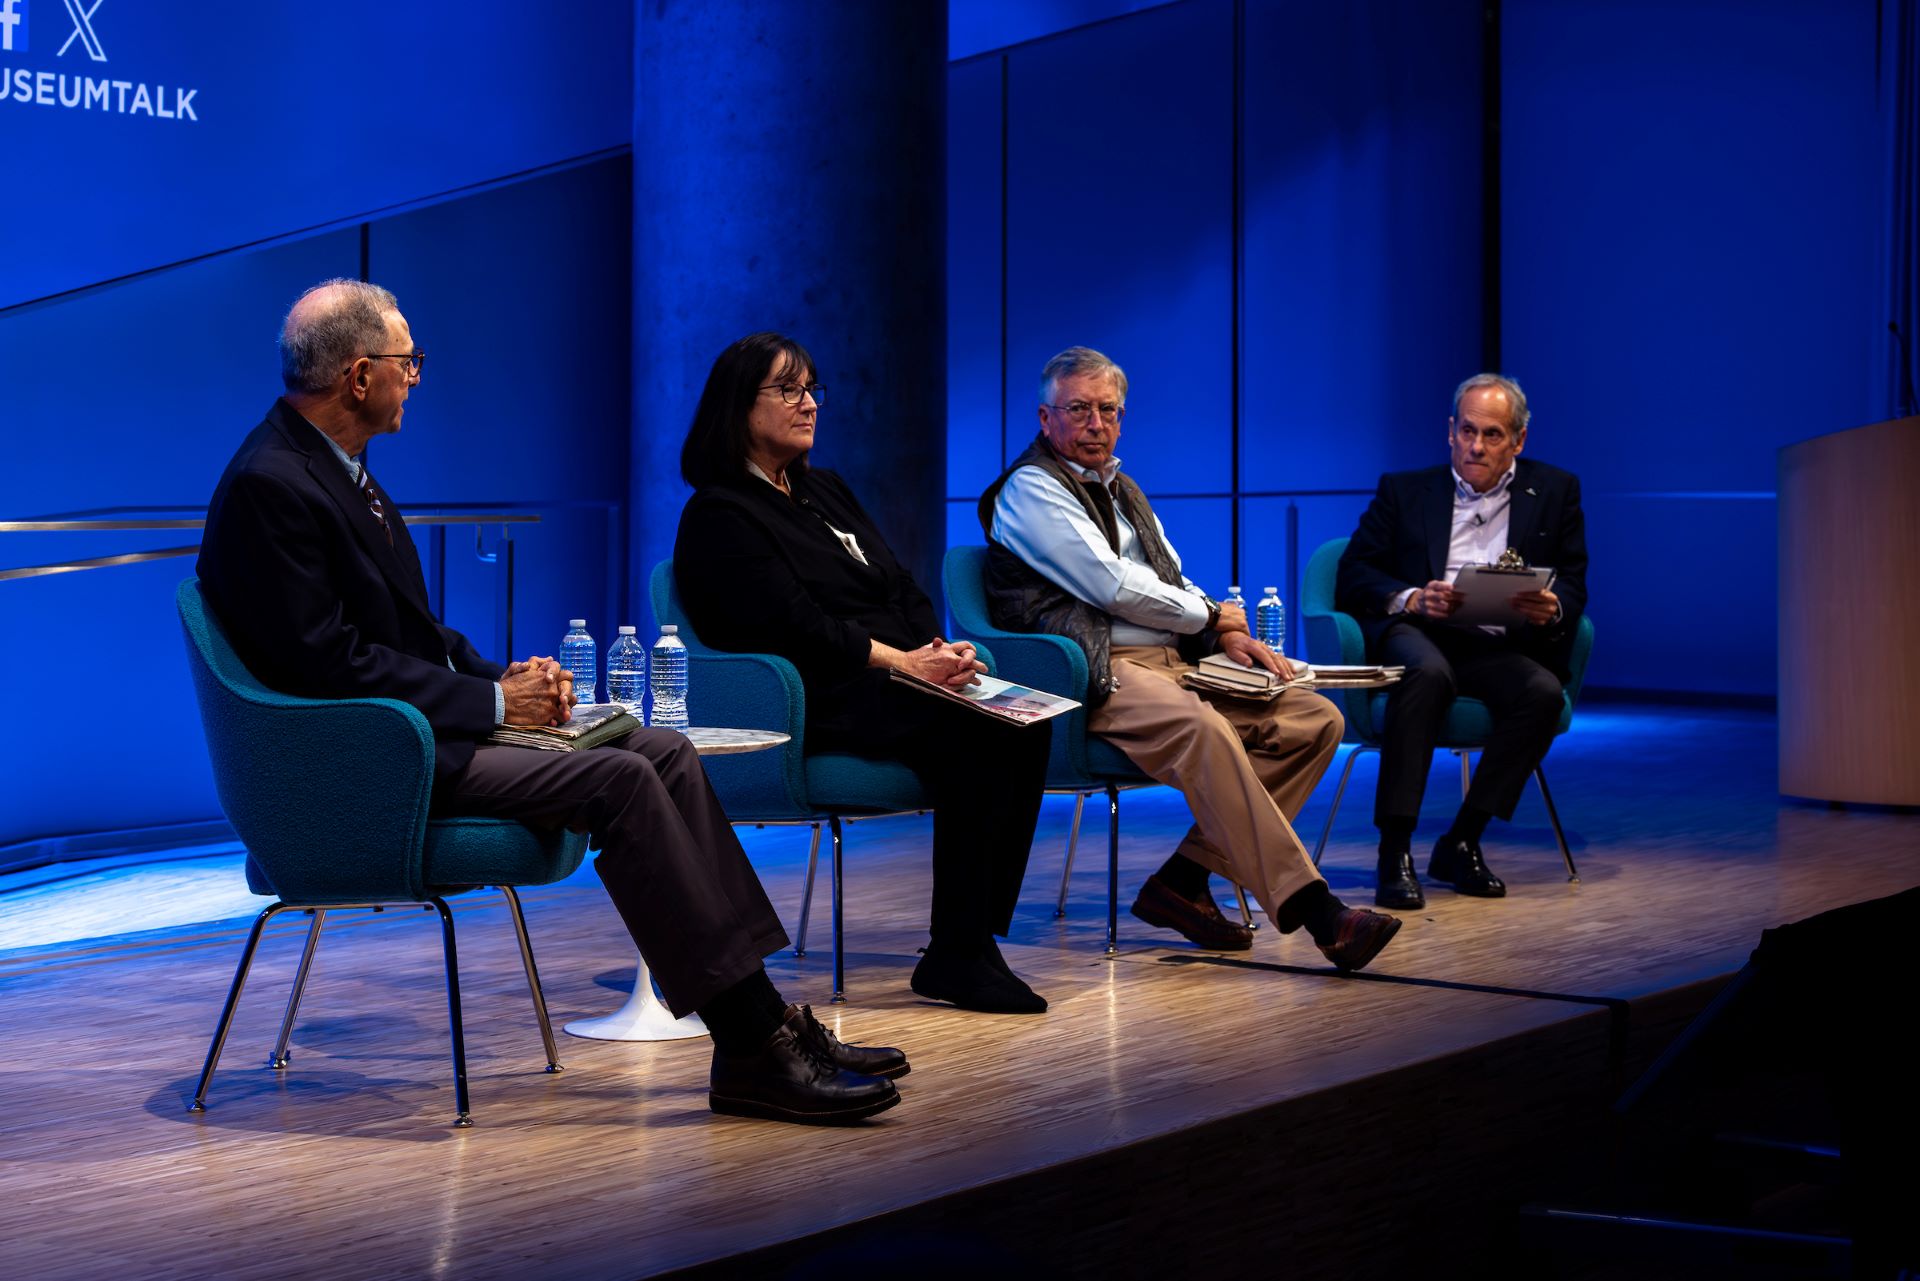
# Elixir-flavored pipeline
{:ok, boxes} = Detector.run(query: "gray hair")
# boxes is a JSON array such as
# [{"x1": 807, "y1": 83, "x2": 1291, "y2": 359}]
[
  {"x1": 1039, "y1": 346, "x2": 1129, "y2": 406},
  {"x1": 1452, "y1": 372, "x2": 1530, "y2": 432},
  {"x1": 279, "y1": 279, "x2": 399, "y2": 394}
]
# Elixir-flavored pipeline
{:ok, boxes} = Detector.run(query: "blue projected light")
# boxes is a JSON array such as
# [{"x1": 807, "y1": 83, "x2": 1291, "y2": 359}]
[{"x1": 0, "y1": 0, "x2": 630, "y2": 309}]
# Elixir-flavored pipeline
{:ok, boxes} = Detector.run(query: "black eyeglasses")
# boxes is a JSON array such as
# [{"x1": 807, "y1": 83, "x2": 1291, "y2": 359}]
[
  {"x1": 1046, "y1": 400, "x2": 1123, "y2": 427},
  {"x1": 759, "y1": 382, "x2": 825, "y2": 407},
  {"x1": 366, "y1": 351, "x2": 426, "y2": 376}
]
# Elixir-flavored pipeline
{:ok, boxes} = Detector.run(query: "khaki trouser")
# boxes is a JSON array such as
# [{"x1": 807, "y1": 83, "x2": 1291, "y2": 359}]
[{"x1": 1088, "y1": 645, "x2": 1343, "y2": 926}]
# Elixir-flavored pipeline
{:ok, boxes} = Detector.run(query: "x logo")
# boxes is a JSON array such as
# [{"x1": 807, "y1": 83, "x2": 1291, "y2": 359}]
[{"x1": 58, "y1": 0, "x2": 105, "y2": 62}]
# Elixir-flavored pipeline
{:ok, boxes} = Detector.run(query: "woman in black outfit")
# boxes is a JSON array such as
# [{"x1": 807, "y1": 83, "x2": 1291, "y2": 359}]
[{"x1": 674, "y1": 332, "x2": 1052, "y2": 1013}]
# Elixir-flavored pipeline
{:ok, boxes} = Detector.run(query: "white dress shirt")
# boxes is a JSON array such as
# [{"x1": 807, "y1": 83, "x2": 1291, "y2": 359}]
[
  {"x1": 989, "y1": 453, "x2": 1210, "y2": 647},
  {"x1": 1389, "y1": 463, "x2": 1517, "y2": 634}
]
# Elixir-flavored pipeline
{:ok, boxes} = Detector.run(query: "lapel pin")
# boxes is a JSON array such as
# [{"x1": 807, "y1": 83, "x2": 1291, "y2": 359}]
[{"x1": 1525, "y1": 487, "x2": 1537, "y2": 496}]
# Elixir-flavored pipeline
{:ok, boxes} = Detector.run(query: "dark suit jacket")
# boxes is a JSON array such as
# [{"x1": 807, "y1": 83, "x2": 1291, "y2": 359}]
[
  {"x1": 1334, "y1": 459, "x2": 1587, "y2": 681},
  {"x1": 673, "y1": 468, "x2": 940, "y2": 739},
  {"x1": 196, "y1": 399, "x2": 501, "y2": 782}
]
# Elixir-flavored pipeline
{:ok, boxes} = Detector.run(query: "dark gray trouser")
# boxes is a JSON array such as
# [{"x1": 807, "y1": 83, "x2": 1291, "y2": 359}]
[
  {"x1": 1373, "y1": 620, "x2": 1564, "y2": 829},
  {"x1": 437, "y1": 728, "x2": 788, "y2": 1018}
]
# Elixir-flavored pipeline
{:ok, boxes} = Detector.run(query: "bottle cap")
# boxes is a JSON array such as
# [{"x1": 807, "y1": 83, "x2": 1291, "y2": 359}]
[
  {"x1": 1264, "y1": 587, "x2": 1278, "y2": 595},
  {"x1": 660, "y1": 624, "x2": 678, "y2": 634},
  {"x1": 618, "y1": 625, "x2": 636, "y2": 635},
  {"x1": 1228, "y1": 586, "x2": 1240, "y2": 594},
  {"x1": 569, "y1": 618, "x2": 586, "y2": 628}
]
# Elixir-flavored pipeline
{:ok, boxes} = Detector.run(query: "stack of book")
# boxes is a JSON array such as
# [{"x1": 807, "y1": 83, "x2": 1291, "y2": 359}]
[
  {"x1": 484, "y1": 703, "x2": 641, "y2": 752},
  {"x1": 1184, "y1": 653, "x2": 1317, "y2": 699}
]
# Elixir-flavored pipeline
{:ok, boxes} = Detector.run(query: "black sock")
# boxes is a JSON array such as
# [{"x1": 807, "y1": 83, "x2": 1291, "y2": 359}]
[
  {"x1": 1275, "y1": 880, "x2": 1346, "y2": 942},
  {"x1": 1152, "y1": 852, "x2": 1212, "y2": 901},
  {"x1": 1445, "y1": 806, "x2": 1493, "y2": 845},
  {"x1": 698, "y1": 967, "x2": 787, "y2": 1053},
  {"x1": 1377, "y1": 817, "x2": 1416, "y2": 860}
]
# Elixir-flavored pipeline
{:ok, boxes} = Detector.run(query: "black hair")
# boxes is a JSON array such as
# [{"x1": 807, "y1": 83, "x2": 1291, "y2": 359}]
[{"x1": 679, "y1": 332, "x2": 817, "y2": 489}]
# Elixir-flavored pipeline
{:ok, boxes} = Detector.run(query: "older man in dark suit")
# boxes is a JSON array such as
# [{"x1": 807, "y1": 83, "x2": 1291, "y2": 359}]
[
  {"x1": 197, "y1": 279, "x2": 904, "y2": 1125},
  {"x1": 1335, "y1": 374, "x2": 1587, "y2": 909}
]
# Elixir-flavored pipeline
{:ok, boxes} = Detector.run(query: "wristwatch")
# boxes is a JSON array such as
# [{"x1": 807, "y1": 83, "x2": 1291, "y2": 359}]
[{"x1": 1205, "y1": 601, "x2": 1222, "y2": 631}]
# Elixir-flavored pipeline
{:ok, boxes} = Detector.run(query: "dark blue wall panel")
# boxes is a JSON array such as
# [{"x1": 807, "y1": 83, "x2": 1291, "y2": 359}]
[
  {"x1": 948, "y1": 55, "x2": 1006, "y2": 503},
  {"x1": 1004, "y1": 0, "x2": 1234, "y2": 494},
  {"x1": 1502, "y1": 0, "x2": 1882, "y2": 694},
  {"x1": 0, "y1": 0, "x2": 630, "y2": 308},
  {"x1": 1, "y1": 160, "x2": 632, "y2": 849},
  {"x1": 1241, "y1": 0, "x2": 1484, "y2": 494}
]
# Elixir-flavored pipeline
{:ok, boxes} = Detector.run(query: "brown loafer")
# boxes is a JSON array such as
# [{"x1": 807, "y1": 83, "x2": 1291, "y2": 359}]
[
  {"x1": 1129, "y1": 874, "x2": 1255, "y2": 951},
  {"x1": 1317, "y1": 907, "x2": 1402, "y2": 973}
]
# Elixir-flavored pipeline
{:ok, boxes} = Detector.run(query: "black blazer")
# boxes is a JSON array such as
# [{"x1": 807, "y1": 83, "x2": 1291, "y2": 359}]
[
  {"x1": 1334, "y1": 459, "x2": 1588, "y2": 681},
  {"x1": 673, "y1": 469, "x2": 940, "y2": 733},
  {"x1": 196, "y1": 399, "x2": 501, "y2": 782}
]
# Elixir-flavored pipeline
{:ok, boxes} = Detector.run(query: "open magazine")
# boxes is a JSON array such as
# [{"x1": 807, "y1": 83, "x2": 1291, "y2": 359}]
[
  {"x1": 483, "y1": 702, "x2": 641, "y2": 752},
  {"x1": 887, "y1": 668, "x2": 1080, "y2": 725}
]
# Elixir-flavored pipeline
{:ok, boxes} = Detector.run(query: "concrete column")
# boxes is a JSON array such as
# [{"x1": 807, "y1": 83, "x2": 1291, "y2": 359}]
[{"x1": 631, "y1": 1, "x2": 947, "y2": 620}]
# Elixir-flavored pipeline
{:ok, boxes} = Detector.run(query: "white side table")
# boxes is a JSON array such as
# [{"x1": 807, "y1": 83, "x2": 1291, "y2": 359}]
[{"x1": 564, "y1": 726, "x2": 791, "y2": 1042}]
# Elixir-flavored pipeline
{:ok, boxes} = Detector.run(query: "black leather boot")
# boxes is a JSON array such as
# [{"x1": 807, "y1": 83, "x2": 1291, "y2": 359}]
[
  {"x1": 1375, "y1": 851, "x2": 1425, "y2": 910},
  {"x1": 709, "y1": 1007, "x2": 901, "y2": 1124}
]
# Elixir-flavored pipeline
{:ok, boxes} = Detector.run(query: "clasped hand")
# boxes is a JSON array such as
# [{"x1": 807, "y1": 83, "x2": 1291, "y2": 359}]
[
  {"x1": 500, "y1": 655, "x2": 574, "y2": 726},
  {"x1": 900, "y1": 638, "x2": 986, "y2": 690}
]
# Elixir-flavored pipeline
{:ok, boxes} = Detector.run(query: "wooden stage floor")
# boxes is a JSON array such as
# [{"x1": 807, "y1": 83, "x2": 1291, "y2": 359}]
[{"x1": 0, "y1": 704, "x2": 1912, "y2": 1279}]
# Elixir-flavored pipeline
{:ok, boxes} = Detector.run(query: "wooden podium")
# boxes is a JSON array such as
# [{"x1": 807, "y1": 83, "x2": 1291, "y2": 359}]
[{"x1": 1777, "y1": 415, "x2": 1920, "y2": 804}]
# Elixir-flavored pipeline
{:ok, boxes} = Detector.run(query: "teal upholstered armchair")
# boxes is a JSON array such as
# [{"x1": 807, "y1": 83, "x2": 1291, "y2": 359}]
[
  {"x1": 650, "y1": 560, "x2": 985, "y2": 1003},
  {"x1": 1299, "y1": 538, "x2": 1594, "y2": 880},
  {"x1": 177, "y1": 578, "x2": 587, "y2": 1127},
  {"x1": 943, "y1": 546, "x2": 1254, "y2": 955}
]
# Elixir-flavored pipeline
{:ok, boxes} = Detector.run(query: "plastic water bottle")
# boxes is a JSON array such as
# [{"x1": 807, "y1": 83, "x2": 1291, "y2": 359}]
[
  {"x1": 1223, "y1": 585, "x2": 1247, "y2": 622},
  {"x1": 649, "y1": 625, "x2": 689, "y2": 732},
  {"x1": 560, "y1": 619, "x2": 597, "y2": 707},
  {"x1": 1255, "y1": 587, "x2": 1285, "y2": 651},
  {"x1": 606, "y1": 626, "x2": 645, "y2": 710}
]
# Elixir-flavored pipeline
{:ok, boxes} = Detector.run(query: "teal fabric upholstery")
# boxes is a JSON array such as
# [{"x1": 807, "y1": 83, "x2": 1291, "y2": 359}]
[
  {"x1": 1300, "y1": 538, "x2": 1594, "y2": 748},
  {"x1": 944, "y1": 546, "x2": 1160, "y2": 951},
  {"x1": 941, "y1": 545, "x2": 1152, "y2": 792},
  {"x1": 1299, "y1": 538, "x2": 1592, "y2": 877},
  {"x1": 649, "y1": 559, "x2": 955, "y2": 999},
  {"x1": 177, "y1": 577, "x2": 585, "y2": 1124},
  {"x1": 177, "y1": 579, "x2": 587, "y2": 903},
  {"x1": 648, "y1": 560, "x2": 941, "y2": 820}
]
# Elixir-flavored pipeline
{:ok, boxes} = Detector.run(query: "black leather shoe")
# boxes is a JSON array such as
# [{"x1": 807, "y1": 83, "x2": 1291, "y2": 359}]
[
  {"x1": 709, "y1": 1007, "x2": 900, "y2": 1125},
  {"x1": 791, "y1": 1003, "x2": 908, "y2": 1080},
  {"x1": 1428, "y1": 836, "x2": 1507, "y2": 898},
  {"x1": 1374, "y1": 852, "x2": 1425, "y2": 910},
  {"x1": 1130, "y1": 874, "x2": 1255, "y2": 951},
  {"x1": 910, "y1": 944, "x2": 1047, "y2": 1014},
  {"x1": 1317, "y1": 907, "x2": 1403, "y2": 972}
]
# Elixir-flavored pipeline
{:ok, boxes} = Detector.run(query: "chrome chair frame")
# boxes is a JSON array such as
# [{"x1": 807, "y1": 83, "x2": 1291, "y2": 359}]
[{"x1": 189, "y1": 885, "x2": 560, "y2": 1129}]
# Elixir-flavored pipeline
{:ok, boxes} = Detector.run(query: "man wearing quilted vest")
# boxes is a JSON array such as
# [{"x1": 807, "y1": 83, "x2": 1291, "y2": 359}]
[{"x1": 981, "y1": 346, "x2": 1402, "y2": 972}]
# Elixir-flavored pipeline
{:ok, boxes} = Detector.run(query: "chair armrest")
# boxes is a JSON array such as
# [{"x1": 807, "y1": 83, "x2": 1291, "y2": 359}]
[
  {"x1": 685, "y1": 649, "x2": 813, "y2": 819},
  {"x1": 1303, "y1": 608, "x2": 1379, "y2": 742},
  {"x1": 188, "y1": 671, "x2": 438, "y2": 904},
  {"x1": 947, "y1": 623, "x2": 1096, "y2": 781},
  {"x1": 1564, "y1": 614, "x2": 1595, "y2": 708}
]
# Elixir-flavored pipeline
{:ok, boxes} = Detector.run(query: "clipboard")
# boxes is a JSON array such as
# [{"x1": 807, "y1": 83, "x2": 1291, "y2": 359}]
[{"x1": 1447, "y1": 564, "x2": 1556, "y2": 626}]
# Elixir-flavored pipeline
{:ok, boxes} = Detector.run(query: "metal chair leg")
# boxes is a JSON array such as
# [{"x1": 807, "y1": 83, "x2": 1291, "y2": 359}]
[
  {"x1": 269, "y1": 908, "x2": 326, "y2": 1069},
  {"x1": 1533, "y1": 766, "x2": 1580, "y2": 882},
  {"x1": 1055, "y1": 792, "x2": 1087, "y2": 918},
  {"x1": 794, "y1": 821, "x2": 823, "y2": 958},
  {"x1": 1313, "y1": 745, "x2": 1372, "y2": 866},
  {"x1": 430, "y1": 898, "x2": 473, "y2": 1128},
  {"x1": 1232, "y1": 882, "x2": 1256, "y2": 928},
  {"x1": 1458, "y1": 748, "x2": 1474, "y2": 797},
  {"x1": 190, "y1": 902, "x2": 285, "y2": 1113},
  {"x1": 829, "y1": 816, "x2": 846, "y2": 1004},
  {"x1": 1105, "y1": 783, "x2": 1120, "y2": 957},
  {"x1": 499, "y1": 885, "x2": 563, "y2": 1073}
]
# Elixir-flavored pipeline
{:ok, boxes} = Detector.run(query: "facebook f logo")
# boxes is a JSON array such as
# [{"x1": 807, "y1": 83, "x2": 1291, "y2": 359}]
[{"x1": 0, "y1": 0, "x2": 27, "y2": 54}]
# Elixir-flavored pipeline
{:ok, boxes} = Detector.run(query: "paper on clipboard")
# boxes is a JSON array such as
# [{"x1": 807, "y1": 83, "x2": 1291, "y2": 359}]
[{"x1": 1447, "y1": 564, "x2": 1556, "y2": 626}]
